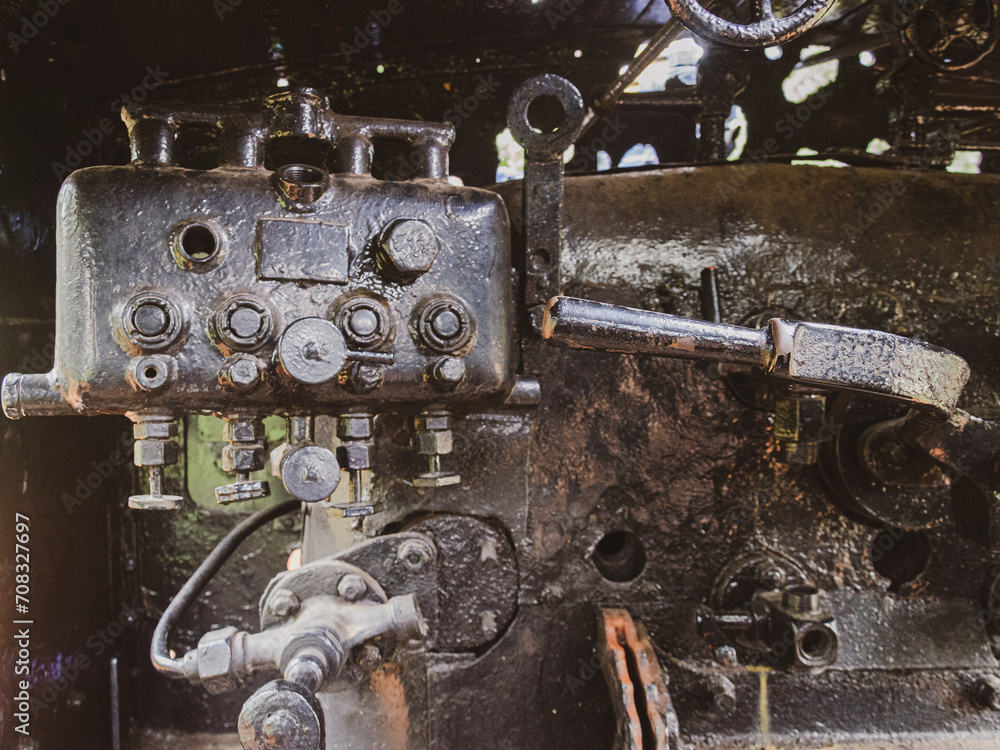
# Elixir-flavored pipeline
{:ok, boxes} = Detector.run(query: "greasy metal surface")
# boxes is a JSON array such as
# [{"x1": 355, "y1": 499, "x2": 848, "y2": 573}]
[
  {"x1": 507, "y1": 75, "x2": 584, "y2": 324},
  {"x1": 2, "y1": 158, "x2": 514, "y2": 418},
  {"x1": 7, "y1": 0, "x2": 1000, "y2": 743},
  {"x1": 541, "y1": 296, "x2": 970, "y2": 416}
]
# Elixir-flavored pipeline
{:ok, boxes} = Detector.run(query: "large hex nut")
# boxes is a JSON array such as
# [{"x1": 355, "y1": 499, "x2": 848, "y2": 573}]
[
  {"x1": 377, "y1": 219, "x2": 440, "y2": 281},
  {"x1": 134, "y1": 439, "x2": 179, "y2": 467},
  {"x1": 336, "y1": 442, "x2": 372, "y2": 470},
  {"x1": 222, "y1": 444, "x2": 266, "y2": 473},
  {"x1": 223, "y1": 418, "x2": 265, "y2": 443},
  {"x1": 337, "y1": 413, "x2": 374, "y2": 440},
  {"x1": 133, "y1": 420, "x2": 178, "y2": 440},
  {"x1": 413, "y1": 413, "x2": 450, "y2": 432},
  {"x1": 415, "y1": 429, "x2": 452, "y2": 456},
  {"x1": 197, "y1": 626, "x2": 242, "y2": 695}
]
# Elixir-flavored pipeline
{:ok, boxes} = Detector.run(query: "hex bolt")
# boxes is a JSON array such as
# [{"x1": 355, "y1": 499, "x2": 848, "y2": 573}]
[
  {"x1": 976, "y1": 675, "x2": 1000, "y2": 710},
  {"x1": 337, "y1": 574, "x2": 367, "y2": 602},
  {"x1": 397, "y1": 538, "x2": 435, "y2": 571},
  {"x1": 355, "y1": 643, "x2": 382, "y2": 672},
  {"x1": 220, "y1": 357, "x2": 262, "y2": 391},
  {"x1": 431, "y1": 357, "x2": 465, "y2": 390},
  {"x1": 708, "y1": 675, "x2": 737, "y2": 714},
  {"x1": 481, "y1": 610, "x2": 499, "y2": 639},
  {"x1": 378, "y1": 218, "x2": 440, "y2": 281},
  {"x1": 755, "y1": 562, "x2": 786, "y2": 590},
  {"x1": 412, "y1": 410, "x2": 460, "y2": 487},
  {"x1": 269, "y1": 589, "x2": 301, "y2": 618},
  {"x1": 346, "y1": 361, "x2": 384, "y2": 393}
]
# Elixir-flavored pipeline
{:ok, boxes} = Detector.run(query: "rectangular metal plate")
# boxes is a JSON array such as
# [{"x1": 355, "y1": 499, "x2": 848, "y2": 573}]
[{"x1": 256, "y1": 216, "x2": 349, "y2": 284}]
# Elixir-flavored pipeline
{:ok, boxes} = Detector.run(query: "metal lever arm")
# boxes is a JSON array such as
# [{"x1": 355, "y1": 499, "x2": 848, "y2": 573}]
[{"x1": 541, "y1": 296, "x2": 969, "y2": 417}]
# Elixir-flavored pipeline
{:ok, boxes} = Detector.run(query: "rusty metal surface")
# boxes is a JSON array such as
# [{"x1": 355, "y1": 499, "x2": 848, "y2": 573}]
[{"x1": 599, "y1": 609, "x2": 681, "y2": 750}]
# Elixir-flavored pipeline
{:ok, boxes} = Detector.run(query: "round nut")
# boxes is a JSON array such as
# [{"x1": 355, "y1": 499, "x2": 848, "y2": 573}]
[
  {"x1": 119, "y1": 292, "x2": 183, "y2": 353},
  {"x1": 397, "y1": 537, "x2": 436, "y2": 571},
  {"x1": 415, "y1": 297, "x2": 474, "y2": 353},
  {"x1": 128, "y1": 355, "x2": 173, "y2": 393},
  {"x1": 281, "y1": 444, "x2": 341, "y2": 502},
  {"x1": 276, "y1": 318, "x2": 347, "y2": 385},
  {"x1": 273, "y1": 163, "x2": 330, "y2": 204},
  {"x1": 334, "y1": 295, "x2": 392, "y2": 349},
  {"x1": 214, "y1": 295, "x2": 274, "y2": 352}
]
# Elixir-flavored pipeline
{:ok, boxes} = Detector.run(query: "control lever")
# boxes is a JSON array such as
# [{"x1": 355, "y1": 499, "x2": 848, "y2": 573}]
[{"x1": 540, "y1": 296, "x2": 969, "y2": 417}]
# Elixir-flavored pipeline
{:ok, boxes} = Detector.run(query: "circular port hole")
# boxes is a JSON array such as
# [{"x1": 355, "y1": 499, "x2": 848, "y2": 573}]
[
  {"x1": 178, "y1": 224, "x2": 219, "y2": 262},
  {"x1": 872, "y1": 528, "x2": 930, "y2": 593},
  {"x1": 592, "y1": 530, "x2": 646, "y2": 583},
  {"x1": 143, "y1": 365, "x2": 159, "y2": 380},
  {"x1": 278, "y1": 164, "x2": 326, "y2": 185},
  {"x1": 527, "y1": 94, "x2": 567, "y2": 134},
  {"x1": 799, "y1": 627, "x2": 835, "y2": 661}
]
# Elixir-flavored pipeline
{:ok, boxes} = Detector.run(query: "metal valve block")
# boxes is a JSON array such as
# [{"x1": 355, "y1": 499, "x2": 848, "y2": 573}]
[{"x1": 1, "y1": 91, "x2": 515, "y2": 422}]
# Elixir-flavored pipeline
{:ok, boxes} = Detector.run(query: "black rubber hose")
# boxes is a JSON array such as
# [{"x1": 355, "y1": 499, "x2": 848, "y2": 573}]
[{"x1": 150, "y1": 499, "x2": 301, "y2": 675}]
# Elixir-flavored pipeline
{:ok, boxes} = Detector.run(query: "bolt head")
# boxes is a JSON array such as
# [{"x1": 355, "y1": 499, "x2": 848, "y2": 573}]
[
  {"x1": 355, "y1": 643, "x2": 382, "y2": 672},
  {"x1": 337, "y1": 574, "x2": 367, "y2": 602},
  {"x1": 378, "y1": 219, "x2": 440, "y2": 280},
  {"x1": 337, "y1": 413, "x2": 374, "y2": 440},
  {"x1": 413, "y1": 412, "x2": 450, "y2": 432},
  {"x1": 336, "y1": 442, "x2": 372, "y2": 470},
  {"x1": 133, "y1": 420, "x2": 178, "y2": 440},
  {"x1": 133, "y1": 303, "x2": 169, "y2": 336},
  {"x1": 269, "y1": 589, "x2": 301, "y2": 618},
  {"x1": 222, "y1": 444, "x2": 266, "y2": 473},
  {"x1": 397, "y1": 538, "x2": 435, "y2": 571},
  {"x1": 346, "y1": 361, "x2": 384, "y2": 393},
  {"x1": 223, "y1": 358, "x2": 262, "y2": 390},
  {"x1": 431, "y1": 357, "x2": 465, "y2": 389},
  {"x1": 430, "y1": 309, "x2": 461, "y2": 338},
  {"x1": 348, "y1": 308, "x2": 379, "y2": 337}
]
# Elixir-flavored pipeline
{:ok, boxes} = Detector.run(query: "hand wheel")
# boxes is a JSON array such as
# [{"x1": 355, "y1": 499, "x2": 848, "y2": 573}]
[{"x1": 665, "y1": 0, "x2": 836, "y2": 47}]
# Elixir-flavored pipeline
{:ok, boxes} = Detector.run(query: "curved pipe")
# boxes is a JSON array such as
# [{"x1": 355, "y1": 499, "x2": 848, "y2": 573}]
[{"x1": 151, "y1": 499, "x2": 301, "y2": 676}]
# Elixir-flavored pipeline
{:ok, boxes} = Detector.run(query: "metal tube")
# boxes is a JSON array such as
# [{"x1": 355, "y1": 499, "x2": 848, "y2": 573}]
[{"x1": 150, "y1": 499, "x2": 301, "y2": 676}]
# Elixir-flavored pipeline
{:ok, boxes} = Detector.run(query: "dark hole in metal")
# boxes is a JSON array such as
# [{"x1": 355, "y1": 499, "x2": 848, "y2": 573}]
[
  {"x1": 280, "y1": 164, "x2": 325, "y2": 185},
  {"x1": 527, "y1": 94, "x2": 566, "y2": 134},
  {"x1": 593, "y1": 530, "x2": 646, "y2": 582},
  {"x1": 872, "y1": 528, "x2": 931, "y2": 593},
  {"x1": 179, "y1": 224, "x2": 218, "y2": 261}
]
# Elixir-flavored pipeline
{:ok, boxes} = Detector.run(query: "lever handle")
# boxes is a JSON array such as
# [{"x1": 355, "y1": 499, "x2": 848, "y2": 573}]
[{"x1": 541, "y1": 296, "x2": 969, "y2": 416}]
